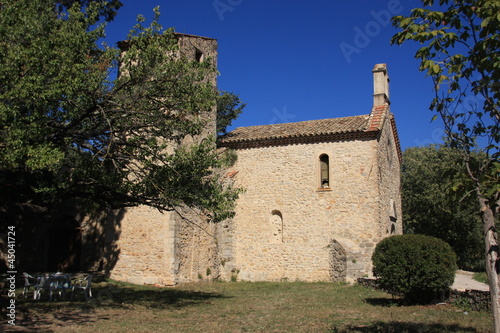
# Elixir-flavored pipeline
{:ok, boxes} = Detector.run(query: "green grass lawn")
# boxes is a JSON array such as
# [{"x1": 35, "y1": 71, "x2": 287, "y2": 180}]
[
  {"x1": 474, "y1": 272, "x2": 488, "y2": 284},
  {"x1": 3, "y1": 280, "x2": 493, "y2": 332}
]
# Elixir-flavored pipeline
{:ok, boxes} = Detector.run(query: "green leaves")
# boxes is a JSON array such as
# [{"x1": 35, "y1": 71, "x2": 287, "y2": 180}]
[
  {"x1": 216, "y1": 91, "x2": 246, "y2": 136},
  {"x1": 0, "y1": 1, "x2": 242, "y2": 223},
  {"x1": 373, "y1": 234, "x2": 457, "y2": 304},
  {"x1": 401, "y1": 145, "x2": 485, "y2": 270},
  {"x1": 422, "y1": 60, "x2": 442, "y2": 75},
  {"x1": 392, "y1": 0, "x2": 499, "y2": 210}
]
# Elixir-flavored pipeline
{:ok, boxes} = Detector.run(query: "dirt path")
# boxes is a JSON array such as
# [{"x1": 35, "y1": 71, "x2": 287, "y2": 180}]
[{"x1": 452, "y1": 270, "x2": 489, "y2": 292}]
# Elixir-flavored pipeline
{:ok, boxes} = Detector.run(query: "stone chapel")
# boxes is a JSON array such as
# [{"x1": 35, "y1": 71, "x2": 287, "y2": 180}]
[
  {"x1": 7, "y1": 33, "x2": 402, "y2": 285},
  {"x1": 88, "y1": 33, "x2": 403, "y2": 285},
  {"x1": 217, "y1": 64, "x2": 402, "y2": 283}
]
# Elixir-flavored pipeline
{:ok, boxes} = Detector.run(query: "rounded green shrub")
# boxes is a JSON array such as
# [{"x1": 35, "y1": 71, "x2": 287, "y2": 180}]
[{"x1": 372, "y1": 234, "x2": 457, "y2": 304}]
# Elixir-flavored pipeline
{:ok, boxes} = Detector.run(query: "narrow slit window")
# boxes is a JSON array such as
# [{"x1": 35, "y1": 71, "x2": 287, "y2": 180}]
[
  {"x1": 195, "y1": 49, "x2": 204, "y2": 62},
  {"x1": 320, "y1": 154, "x2": 330, "y2": 188}
]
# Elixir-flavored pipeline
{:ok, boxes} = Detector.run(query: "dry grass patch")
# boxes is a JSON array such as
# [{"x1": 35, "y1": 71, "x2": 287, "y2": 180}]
[{"x1": 2, "y1": 281, "x2": 493, "y2": 332}]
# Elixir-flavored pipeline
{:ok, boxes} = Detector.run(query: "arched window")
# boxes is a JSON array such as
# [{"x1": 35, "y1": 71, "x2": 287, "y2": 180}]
[
  {"x1": 319, "y1": 154, "x2": 330, "y2": 188},
  {"x1": 270, "y1": 210, "x2": 283, "y2": 243}
]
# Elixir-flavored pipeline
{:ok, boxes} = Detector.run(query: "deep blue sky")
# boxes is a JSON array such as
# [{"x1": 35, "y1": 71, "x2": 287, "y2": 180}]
[{"x1": 103, "y1": 0, "x2": 445, "y2": 150}]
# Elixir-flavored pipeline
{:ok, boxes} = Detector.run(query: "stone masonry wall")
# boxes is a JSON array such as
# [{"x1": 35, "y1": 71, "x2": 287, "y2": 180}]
[
  {"x1": 173, "y1": 207, "x2": 221, "y2": 284},
  {"x1": 376, "y1": 115, "x2": 403, "y2": 239},
  {"x1": 226, "y1": 138, "x2": 381, "y2": 283},
  {"x1": 107, "y1": 206, "x2": 176, "y2": 285},
  {"x1": 176, "y1": 34, "x2": 218, "y2": 138},
  {"x1": 106, "y1": 205, "x2": 225, "y2": 286}
]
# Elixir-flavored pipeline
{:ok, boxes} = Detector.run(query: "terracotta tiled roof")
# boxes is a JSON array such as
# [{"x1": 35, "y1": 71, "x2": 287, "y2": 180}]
[
  {"x1": 219, "y1": 114, "x2": 371, "y2": 146},
  {"x1": 367, "y1": 104, "x2": 390, "y2": 132}
]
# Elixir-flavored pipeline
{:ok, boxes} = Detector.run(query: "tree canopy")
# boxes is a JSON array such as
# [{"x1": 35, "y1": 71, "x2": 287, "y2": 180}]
[
  {"x1": 402, "y1": 145, "x2": 484, "y2": 271},
  {"x1": 56, "y1": 0, "x2": 123, "y2": 21},
  {"x1": 392, "y1": 0, "x2": 499, "y2": 200},
  {"x1": 0, "y1": 0, "x2": 241, "y2": 224}
]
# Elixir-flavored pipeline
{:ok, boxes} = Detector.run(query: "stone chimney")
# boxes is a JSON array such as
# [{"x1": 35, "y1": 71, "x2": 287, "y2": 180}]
[{"x1": 372, "y1": 63, "x2": 390, "y2": 106}]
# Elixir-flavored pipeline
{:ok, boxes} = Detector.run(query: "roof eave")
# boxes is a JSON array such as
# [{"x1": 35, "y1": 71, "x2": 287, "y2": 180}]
[{"x1": 218, "y1": 130, "x2": 379, "y2": 149}]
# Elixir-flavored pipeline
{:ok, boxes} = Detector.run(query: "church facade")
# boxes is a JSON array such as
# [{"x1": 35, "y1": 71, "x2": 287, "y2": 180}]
[
  {"x1": 80, "y1": 35, "x2": 402, "y2": 285},
  {"x1": 1, "y1": 34, "x2": 403, "y2": 284},
  {"x1": 217, "y1": 63, "x2": 402, "y2": 283}
]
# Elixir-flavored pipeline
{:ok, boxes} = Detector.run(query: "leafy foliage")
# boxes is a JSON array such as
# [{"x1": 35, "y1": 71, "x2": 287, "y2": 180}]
[
  {"x1": 402, "y1": 145, "x2": 484, "y2": 271},
  {"x1": 392, "y1": 0, "x2": 499, "y2": 201},
  {"x1": 216, "y1": 91, "x2": 246, "y2": 136},
  {"x1": 56, "y1": 0, "x2": 123, "y2": 22},
  {"x1": 0, "y1": 0, "x2": 242, "y2": 223},
  {"x1": 372, "y1": 234, "x2": 457, "y2": 304}
]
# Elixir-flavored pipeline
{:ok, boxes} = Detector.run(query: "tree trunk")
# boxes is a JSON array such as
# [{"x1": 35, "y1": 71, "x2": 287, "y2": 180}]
[{"x1": 480, "y1": 195, "x2": 500, "y2": 332}]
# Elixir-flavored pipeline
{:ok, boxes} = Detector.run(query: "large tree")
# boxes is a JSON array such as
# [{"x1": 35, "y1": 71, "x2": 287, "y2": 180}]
[
  {"x1": 402, "y1": 145, "x2": 484, "y2": 271},
  {"x1": 0, "y1": 0, "x2": 241, "y2": 232},
  {"x1": 392, "y1": 0, "x2": 499, "y2": 329}
]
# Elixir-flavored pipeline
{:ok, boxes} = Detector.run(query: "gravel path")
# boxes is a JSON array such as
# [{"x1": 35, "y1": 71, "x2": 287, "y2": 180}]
[{"x1": 452, "y1": 270, "x2": 489, "y2": 291}]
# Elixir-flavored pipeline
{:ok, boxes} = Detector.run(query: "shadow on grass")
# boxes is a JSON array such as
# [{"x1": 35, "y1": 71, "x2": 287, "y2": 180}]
[
  {"x1": 363, "y1": 298, "x2": 405, "y2": 307},
  {"x1": 335, "y1": 321, "x2": 479, "y2": 332},
  {"x1": 17, "y1": 284, "x2": 228, "y2": 310},
  {"x1": 4, "y1": 285, "x2": 228, "y2": 332},
  {"x1": 1, "y1": 305, "x2": 109, "y2": 333},
  {"x1": 96, "y1": 284, "x2": 229, "y2": 309},
  {"x1": 364, "y1": 296, "x2": 450, "y2": 308}
]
